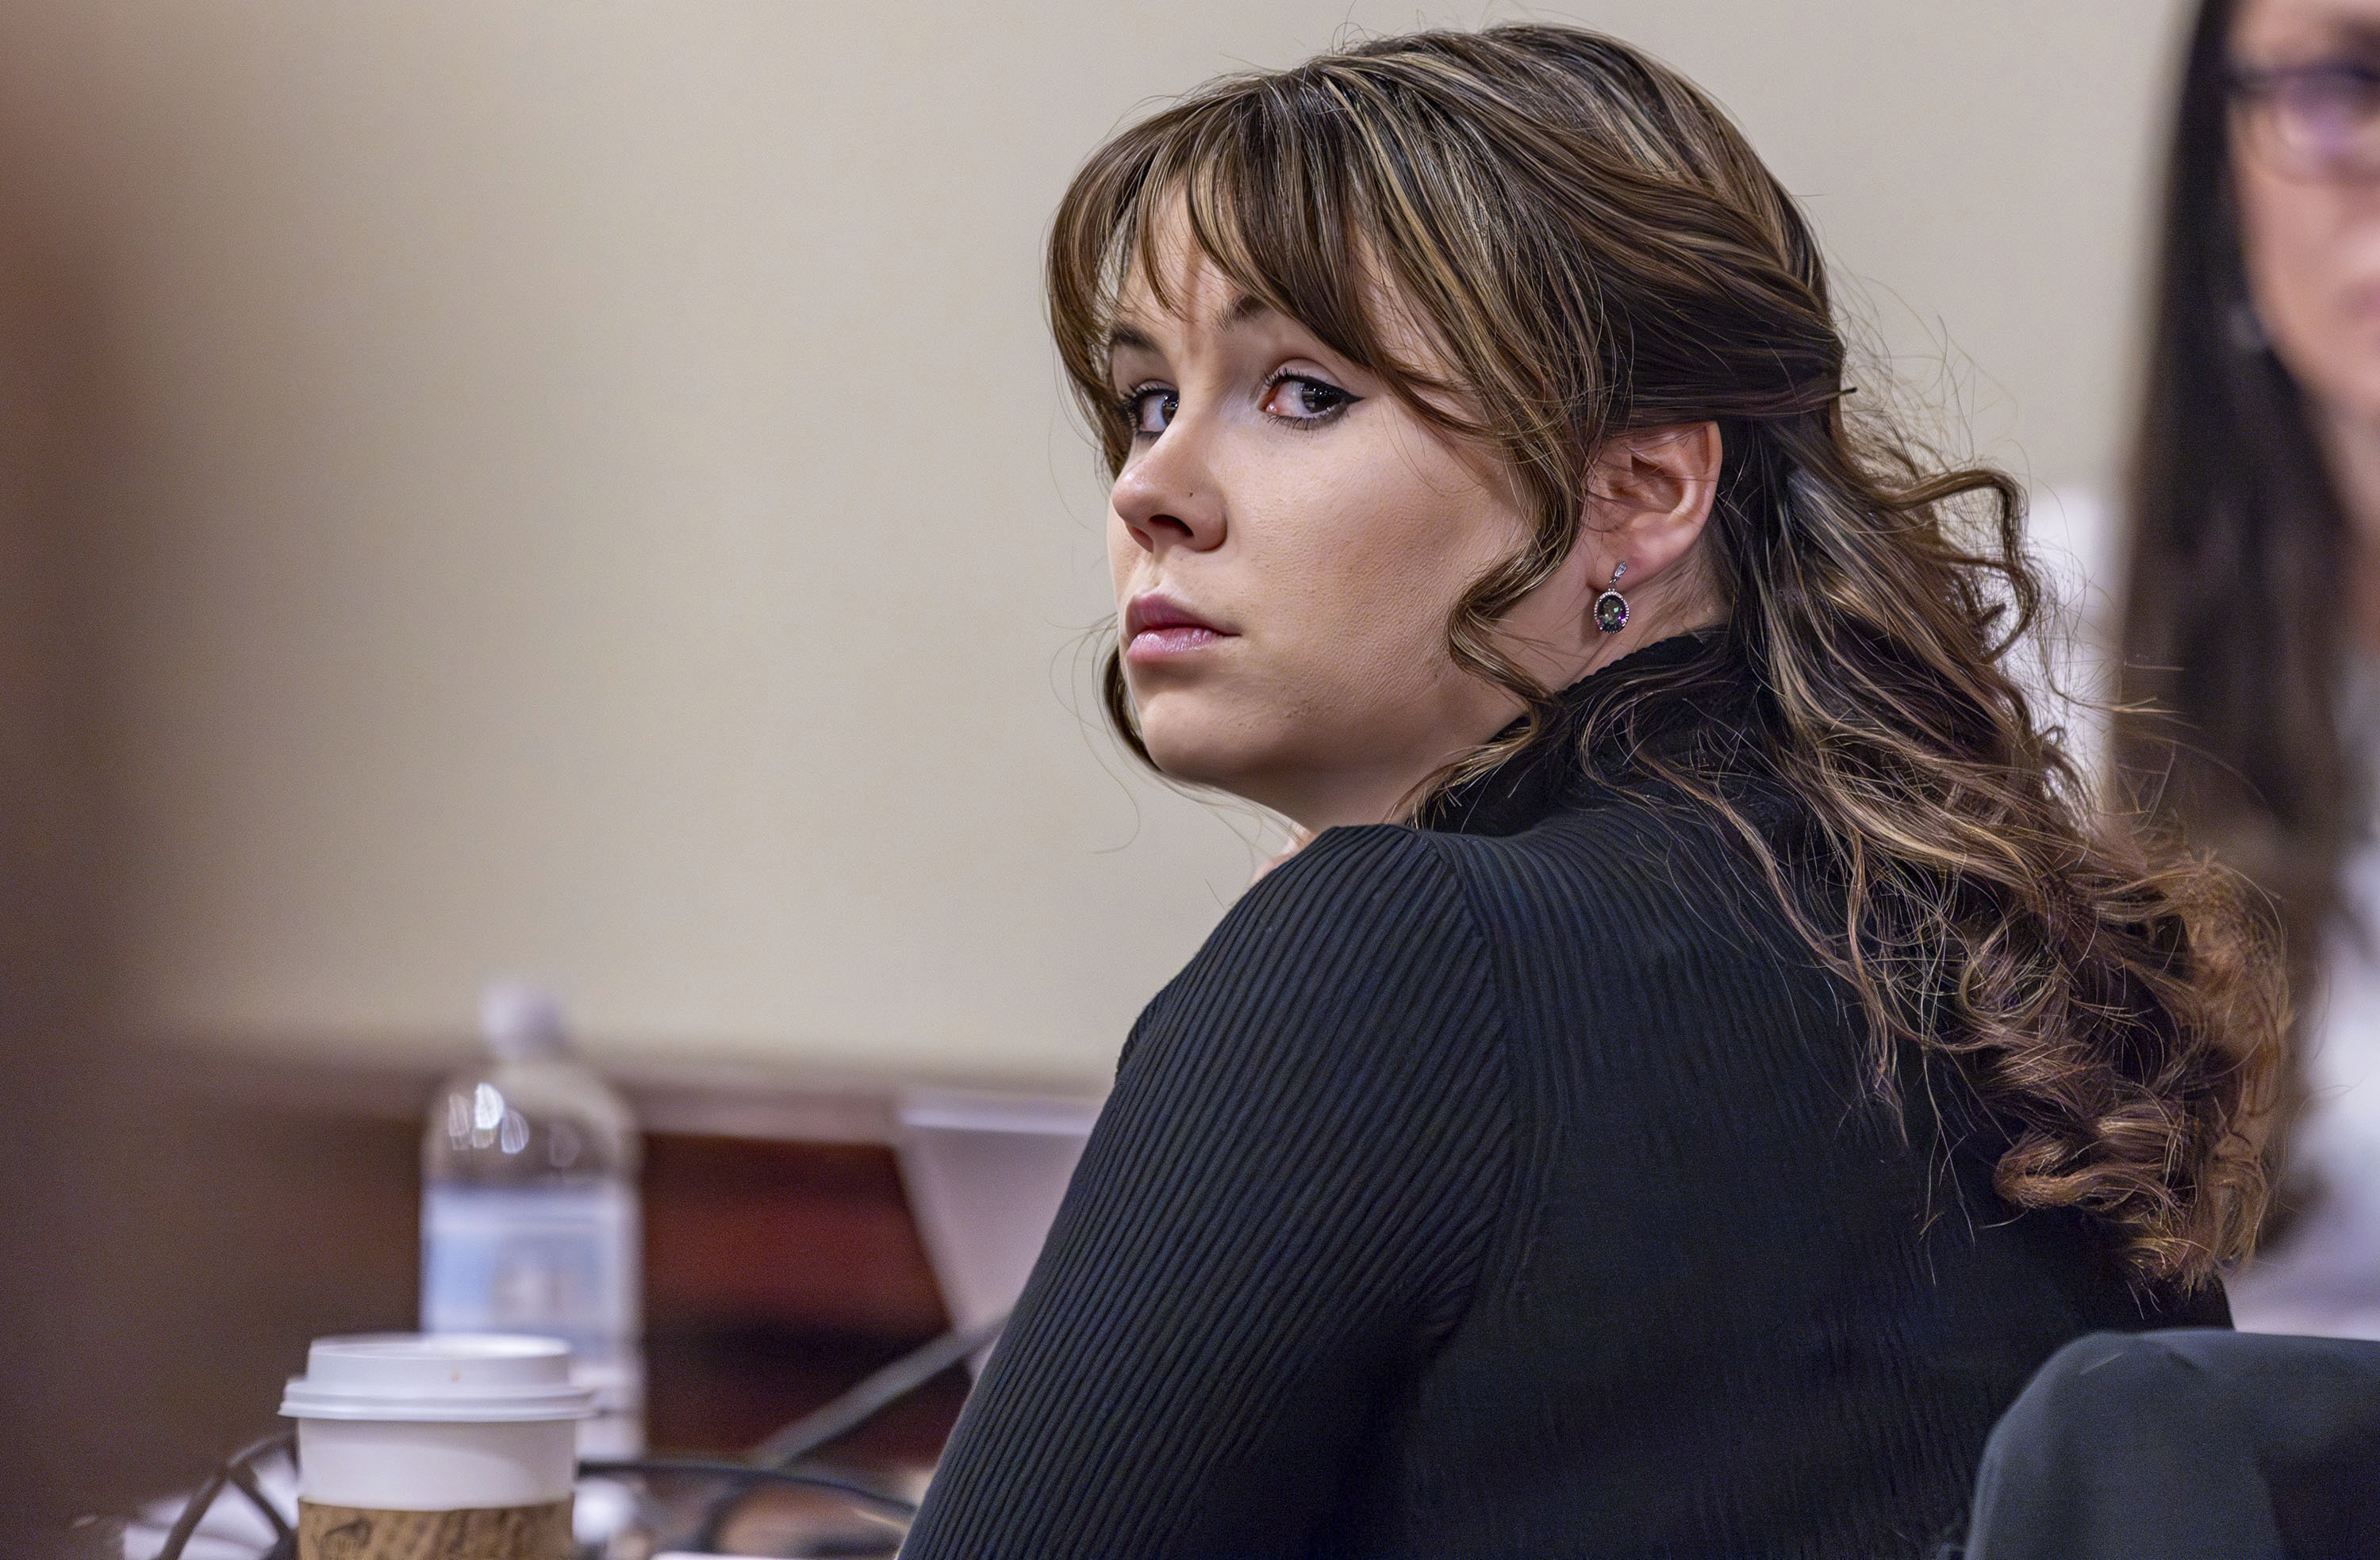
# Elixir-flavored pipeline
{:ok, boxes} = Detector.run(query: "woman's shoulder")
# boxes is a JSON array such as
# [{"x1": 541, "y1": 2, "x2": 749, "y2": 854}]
[
  {"x1": 1429, "y1": 781, "x2": 1802, "y2": 947},
  {"x1": 1420, "y1": 787, "x2": 1856, "y2": 1098},
  {"x1": 1246, "y1": 818, "x2": 1484, "y2": 915},
  {"x1": 1175, "y1": 822, "x2": 1492, "y2": 991},
  {"x1": 1129, "y1": 796, "x2": 1807, "y2": 1080},
  {"x1": 1210, "y1": 798, "x2": 1779, "y2": 981},
  {"x1": 1123, "y1": 823, "x2": 1505, "y2": 1079}
]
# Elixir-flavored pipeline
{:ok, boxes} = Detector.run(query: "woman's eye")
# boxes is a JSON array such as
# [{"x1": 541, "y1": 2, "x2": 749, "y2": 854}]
[
  {"x1": 1261, "y1": 374, "x2": 1353, "y2": 422},
  {"x1": 1124, "y1": 387, "x2": 1178, "y2": 436}
]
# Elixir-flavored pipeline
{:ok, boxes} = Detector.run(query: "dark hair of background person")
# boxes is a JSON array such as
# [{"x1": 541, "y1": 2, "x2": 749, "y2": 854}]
[
  {"x1": 1051, "y1": 22, "x2": 2285, "y2": 1290},
  {"x1": 2118, "y1": 0, "x2": 2347, "y2": 1225},
  {"x1": 2119, "y1": 0, "x2": 2346, "y2": 1005}
]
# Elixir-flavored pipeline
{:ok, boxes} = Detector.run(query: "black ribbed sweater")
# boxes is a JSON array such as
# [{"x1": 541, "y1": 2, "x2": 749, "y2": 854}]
[{"x1": 902, "y1": 638, "x2": 2225, "y2": 1560}]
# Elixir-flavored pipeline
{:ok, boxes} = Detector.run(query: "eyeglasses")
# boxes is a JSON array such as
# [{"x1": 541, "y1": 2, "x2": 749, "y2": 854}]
[{"x1": 2228, "y1": 58, "x2": 2380, "y2": 181}]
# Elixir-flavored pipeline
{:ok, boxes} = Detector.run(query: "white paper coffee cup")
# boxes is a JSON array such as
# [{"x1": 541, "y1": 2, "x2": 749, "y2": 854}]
[{"x1": 281, "y1": 1334, "x2": 594, "y2": 1510}]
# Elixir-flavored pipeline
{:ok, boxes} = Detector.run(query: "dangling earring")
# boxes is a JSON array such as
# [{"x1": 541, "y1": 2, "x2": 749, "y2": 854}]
[{"x1": 1594, "y1": 562, "x2": 1630, "y2": 634}]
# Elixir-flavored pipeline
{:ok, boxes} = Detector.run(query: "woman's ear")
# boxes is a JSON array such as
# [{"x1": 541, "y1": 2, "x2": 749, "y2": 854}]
[
  {"x1": 1499, "y1": 420, "x2": 1725, "y2": 689},
  {"x1": 1583, "y1": 422, "x2": 1722, "y2": 582}
]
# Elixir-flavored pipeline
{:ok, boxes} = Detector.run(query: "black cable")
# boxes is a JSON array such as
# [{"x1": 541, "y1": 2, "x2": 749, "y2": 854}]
[
  {"x1": 152, "y1": 1470, "x2": 228, "y2": 1560},
  {"x1": 689, "y1": 1313, "x2": 1004, "y2": 1550},
  {"x1": 224, "y1": 1434, "x2": 297, "y2": 1544},
  {"x1": 751, "y1": 1314, "x2": 1006, "y2": 1470},
  {"x1": 577, "y1": 1458, "x2": 920, "y2": 1517},
  {"x1": 155, "y1": 1432, "x2": 296, "y2": 1560}
]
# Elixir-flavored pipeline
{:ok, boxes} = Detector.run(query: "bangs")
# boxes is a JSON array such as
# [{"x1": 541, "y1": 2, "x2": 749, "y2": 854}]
[
  {"x1": 1046, "y1": 29, "x2": 1844, "y2": 490},
  {"x1": 1046, "y1": 72, "x2": 1495, "y2": 473}
]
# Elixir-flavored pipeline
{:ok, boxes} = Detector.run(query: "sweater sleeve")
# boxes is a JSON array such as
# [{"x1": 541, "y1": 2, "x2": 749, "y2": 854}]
[{"x1": 900, "y1": 826, "x2": 1514, "y2": 1559}]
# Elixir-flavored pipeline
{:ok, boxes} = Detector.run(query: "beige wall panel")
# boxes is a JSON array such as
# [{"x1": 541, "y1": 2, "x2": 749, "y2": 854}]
[{"x1": 0, "y1": 1, "x2": 2192, "y2": 1091}]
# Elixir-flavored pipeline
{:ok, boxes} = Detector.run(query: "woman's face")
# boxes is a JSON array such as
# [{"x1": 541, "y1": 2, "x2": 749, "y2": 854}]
[
  {"x1": 2233, "y1": 0, "x2": 2380, "y2": 429},
  {"x1": 1102, "y1": 240, "x2": 1596, "y2": 834}
]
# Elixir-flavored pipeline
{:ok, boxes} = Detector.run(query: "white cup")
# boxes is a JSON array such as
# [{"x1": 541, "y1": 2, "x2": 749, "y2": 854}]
[{"x1": 281, "y1": 1334, "x2": 594, "y2": 1511}]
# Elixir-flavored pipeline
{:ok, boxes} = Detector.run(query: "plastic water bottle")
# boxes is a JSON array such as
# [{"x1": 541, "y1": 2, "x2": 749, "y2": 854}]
[{"x1": 422, "y1": 982, "x2": 644, "y2": 1458}]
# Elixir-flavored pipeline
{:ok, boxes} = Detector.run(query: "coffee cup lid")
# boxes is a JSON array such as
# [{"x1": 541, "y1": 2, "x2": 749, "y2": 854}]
[{"x1": 281, "y1": 1334, "x2": 598, "y2": 1423}]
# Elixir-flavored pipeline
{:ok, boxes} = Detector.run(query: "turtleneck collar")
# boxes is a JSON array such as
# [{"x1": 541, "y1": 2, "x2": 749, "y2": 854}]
[{"x1": 1419, "y1": 631, "x2": 1750, "y2": 837}]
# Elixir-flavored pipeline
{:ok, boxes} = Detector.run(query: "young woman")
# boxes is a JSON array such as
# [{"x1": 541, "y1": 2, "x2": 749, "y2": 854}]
[
  {"x1": 2121, "y1": 0, "x2": 2380, "y2": 1339},
  {"x1": 906, "y1": 25, "x2": 2282, "y2": 1557}
]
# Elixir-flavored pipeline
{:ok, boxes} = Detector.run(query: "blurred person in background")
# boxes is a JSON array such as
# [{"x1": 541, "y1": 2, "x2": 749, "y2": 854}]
[
  {"x1": 903, "y1": 25, "x2": 2285, "y2": 1558},
  {"x1": 2121, "y1": 0, "x2": 2380, "y2": 1339}
]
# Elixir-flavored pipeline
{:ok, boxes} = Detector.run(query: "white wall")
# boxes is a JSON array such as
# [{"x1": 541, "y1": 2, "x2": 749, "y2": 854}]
[{"x1": 0, "y1": 1, "x2": 2192, "y2": 1093}]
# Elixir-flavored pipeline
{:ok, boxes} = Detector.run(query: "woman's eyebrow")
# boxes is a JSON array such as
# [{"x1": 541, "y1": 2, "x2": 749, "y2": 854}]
[
  {"x1": 1107, "y1": 321, "x2": 1161, "y2": 358},
  {"x1": 1106, "y1": 293, "x2": 1281, "y2": 362},
  {"x1": 1218, "y1": 292, "x2": 1276, "y2": 330},
  {"x1": 2272, "y1": 17, "x2": 2380, "y2": 59}
]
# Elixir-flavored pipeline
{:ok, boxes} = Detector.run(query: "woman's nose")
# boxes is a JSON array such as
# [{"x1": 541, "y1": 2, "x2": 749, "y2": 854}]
[{"x1": 1111, "y1": 422, "x2": 1226, "y2": 555}]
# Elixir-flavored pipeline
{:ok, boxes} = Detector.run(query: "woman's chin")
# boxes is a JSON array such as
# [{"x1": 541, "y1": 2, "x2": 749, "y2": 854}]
[
  {"x1": 1136, "y1": 711, "x2": 1278, "y2": 803},
  {"x1": 1141, "y1": 733, "x2": 1254, "y2": 797}
]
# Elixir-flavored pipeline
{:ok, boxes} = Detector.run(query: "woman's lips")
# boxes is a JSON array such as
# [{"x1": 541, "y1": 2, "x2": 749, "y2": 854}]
[{"x1": 1123, "y1": 592, "x2": 1235, "y2": 664}]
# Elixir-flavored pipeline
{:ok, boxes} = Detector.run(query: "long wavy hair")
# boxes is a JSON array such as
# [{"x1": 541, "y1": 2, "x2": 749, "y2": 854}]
[{"x1": 1047, "y1": 24, "x2": 2282, "y2": 1288}]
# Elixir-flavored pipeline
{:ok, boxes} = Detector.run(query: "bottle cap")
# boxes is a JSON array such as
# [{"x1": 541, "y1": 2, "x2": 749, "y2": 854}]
[
  {"x1": 480, "y1": 980, "x2": 573, "y2": 1064},
  {"x1": 281, "y1": 1334, "x2": 597, "y2": 1423}
]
